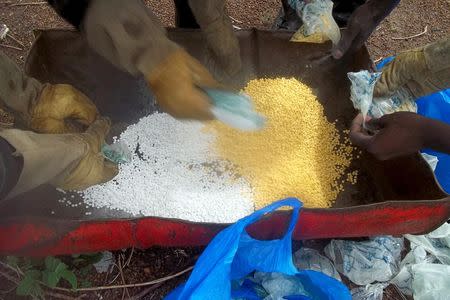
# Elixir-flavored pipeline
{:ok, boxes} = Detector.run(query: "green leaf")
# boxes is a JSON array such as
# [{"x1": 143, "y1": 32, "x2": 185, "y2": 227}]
[
  {"x1": 43, "y1": 270, "x2": 60, "y2": 288},
  {"x1": 6, "y1": 256, "x2": 19, "y2": 268},
  {"x1": 61, "y1": 270, "x2": 78, "y2": 289},
  {"x1": 16, "y1": 271, "x2": 41, "y2": 296},
  {"x1": 44, "y1": 256, "x2": 61, "y2": 272},
  {"x1": 54, "y1": 262, "x2": 68, "y2": 274}
]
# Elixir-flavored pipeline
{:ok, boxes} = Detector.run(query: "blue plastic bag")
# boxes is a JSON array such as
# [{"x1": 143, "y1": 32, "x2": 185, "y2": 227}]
[
  {"x1": 165, "y1": 198, "x2": 351, "y2": 300},
  {"x1": 377, "y1": 58, "x2": 450, "y2": 193}
]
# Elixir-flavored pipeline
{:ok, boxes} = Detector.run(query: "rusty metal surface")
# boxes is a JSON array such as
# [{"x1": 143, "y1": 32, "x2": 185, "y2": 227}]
[{"x1": 0, "y1": 29, "x2": 446, "y2": 222}]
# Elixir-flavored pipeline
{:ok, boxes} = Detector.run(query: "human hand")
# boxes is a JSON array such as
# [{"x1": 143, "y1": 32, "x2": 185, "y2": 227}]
[
  {"x1": 332, "y1": 0, "x2": 399, "y2": 59},
  {"x1": 349, "y1": 112, "x2": 428, "y2": 160},
  {"x1": 31, "y1": 84, "x2": 99, "y2": 134},
  {"x1": 61, "y1": 117, "x2": 118, "y2": 190},
  {"x1": 148, "y1": 49, "x2": 222, "y2": 120}
]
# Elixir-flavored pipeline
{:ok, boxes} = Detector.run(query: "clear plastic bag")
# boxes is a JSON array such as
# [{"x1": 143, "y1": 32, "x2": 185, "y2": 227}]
[
  {"x1": 293, "y1": 248, "x2": 341, "y2": 281},
  {"x1": 391, "y1": 223, "x2": 450, "y2": 298},
  {"x1": 102, "y1": 141, "x2": 132, "y2": 164},
  {"x1": 289, "y1": 0, "x2": 341, "y2": 45},
  {"x1": 348, "y1": 70, "x2": 417, "y2": 128},
  {"x1": 351, "y1": 283, "x2": 387, "y2": 300},
  {"x1": 205, "y1": 88, "x2": 266, "y2": 131},
  {"x1": 324, "y1": 236, "x2": 403, "y2": 285}
]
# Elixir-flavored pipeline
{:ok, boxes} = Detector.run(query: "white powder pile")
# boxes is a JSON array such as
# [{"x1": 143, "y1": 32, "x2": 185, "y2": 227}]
[{"x1": 81, "y1": 112, "x2": 254, "y2": 223}]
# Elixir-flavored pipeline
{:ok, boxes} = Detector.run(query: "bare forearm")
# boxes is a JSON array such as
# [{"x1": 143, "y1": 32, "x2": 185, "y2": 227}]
[{"x1": 423, "y1": 117, "x2": 450, "y2": 154}]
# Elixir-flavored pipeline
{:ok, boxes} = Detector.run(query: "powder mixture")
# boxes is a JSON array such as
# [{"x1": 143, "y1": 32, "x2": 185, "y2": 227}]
[
  {"x1": 81, "y1": 113, "x2": 254, "y2": 223},
  {"x1": 206, "y1": 78, "x2": 356, "y2": 209}
]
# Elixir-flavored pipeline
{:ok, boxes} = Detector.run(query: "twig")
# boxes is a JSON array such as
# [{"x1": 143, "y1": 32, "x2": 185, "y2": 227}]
[
  {"x1": 52, "y1": 266, "x2": 193, "y2": 292},
  {"x1": 117, "y1": 256, "x2": 130, "y2": 300},
  {"x1": 0, "y1": 43, "x2": 22, "y2": 51},
  {"x1": 0, "y1": 269, "x2": 19, "y2": 285},
  {"x1": 392, "y1": 26, "x2": 428, "y2": 40},
  {"x1": 44, "y1": 291, "x2": 79, "y2": 300},
  {"x1": 124, "y1": 247, "x2": 134, "y2": 268},
  {"x1": 8, "y1": 1, "x2": 46, "y2": 6},
  {"x1": 7, "y1": 33, "x2": 24, "y2": 47},
  {"x1": 229, "y1": 16, "x2": 243, "y2": 24},
  {"x1": 129, "y1": 282, "x2": 163, "y2": 300},
  {"x1": 373, "y1": 57, "x2": 383, "y2": 64}
]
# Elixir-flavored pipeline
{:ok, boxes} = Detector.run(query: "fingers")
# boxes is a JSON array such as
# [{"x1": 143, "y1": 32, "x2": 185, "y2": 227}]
[
  {"x1": 68, "y1": 97, "x2": 99, "y2": 126},
  {"x1": 84, "y1": 117, "x2": 112, "y2": 148},
  {"x1": 349, "y1": 113, "x2": 374, "y2": 149}
]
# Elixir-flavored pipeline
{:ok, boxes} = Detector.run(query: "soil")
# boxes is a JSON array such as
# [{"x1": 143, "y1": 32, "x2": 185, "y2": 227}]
[{"x1": 0, "y1": 0, "x2": 449, "y2": 299}]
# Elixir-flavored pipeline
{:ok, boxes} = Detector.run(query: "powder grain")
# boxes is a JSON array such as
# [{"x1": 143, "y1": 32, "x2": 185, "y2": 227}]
[{"x1": 206, "y1": 78, "x2": 355, "y2": 208}]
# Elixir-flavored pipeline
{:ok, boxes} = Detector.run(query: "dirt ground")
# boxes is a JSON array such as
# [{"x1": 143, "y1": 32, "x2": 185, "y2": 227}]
[{"x1": 0, "y1": 0, "x2": 449, "y2": 299}]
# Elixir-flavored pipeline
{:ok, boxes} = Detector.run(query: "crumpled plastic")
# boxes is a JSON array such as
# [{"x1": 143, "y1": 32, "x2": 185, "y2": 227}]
[
  {"x1": 324, "y1": 236, "x2": 403, "y2": 285},
  {"x1": 348, "y1": 70, "x2": 417, "y2": 128},
  {"x1": 205, "y1": 88, "x2": 266, "y2": 131},
  {"x1": 293, "y1": 248, "x2": 341, "y2": 281},
  {"x1": 289, "y1": 0, "x2": 341, "y2": 45},
  {"x1": 0, "y1": 24, "x2": 8, "y2": 40},
  {"x1": 102, "y1": 141, "x2": 132, "y2": 164},
  {"x1": 421, "y1": 153, "x2": 439, "y2": 172},
  {"x1": 93, "y1": 251, "x2": 114, "y2": 273},
  {"x1": 351, "y1": 283, "x2": 387, "y2": 300},
  {"x1": 391, "y1": 222, "x2": 450, "y2": 299},
  {"x1": 254, "y1": 272, "x2": 310, "y2": 300}
]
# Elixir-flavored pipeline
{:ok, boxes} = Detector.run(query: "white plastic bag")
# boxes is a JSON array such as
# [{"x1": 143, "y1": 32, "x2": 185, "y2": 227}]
[
  {"x1": 411, "y1": 264, "x2": 450, "y2": 300},
  {"x1": 348, "y1": 70, "x2": 417, "y2": 127},
  {"x1": 324, "y1": 236, "x2": 403, "y2": 285},
  {"x1": 289, "y1": 0, "x2": 341, "y2": 45},
  {"x1": 351, "y1": 283, "x2": 387, "y2": 300},
  {"x1": 391, "y1": 223, "x2": 450, "y2": 298}
]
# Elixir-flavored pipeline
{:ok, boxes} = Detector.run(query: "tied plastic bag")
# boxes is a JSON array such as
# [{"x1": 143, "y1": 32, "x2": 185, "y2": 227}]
[
  {"x1": 204, "y1": 88, "x2": 266, "y2": 131},
  {"x1": 289, "y1": 0, "x2": 340, "y2": 45},
  {"x1": 348, "y1": 70, "x2": 417, "y2": 128},
  {"x1": 293, "y1": 248, "x2": 341, "y2": 281},
  {"x1": 102, "y1": 141, "x2": 132, "y2": 164},
  {"x1": 324, "y1": 236, "x2": 403, "y2": 285},
  {"x1": 165, "y1": 198, "x2": 351, "y2": 300}
]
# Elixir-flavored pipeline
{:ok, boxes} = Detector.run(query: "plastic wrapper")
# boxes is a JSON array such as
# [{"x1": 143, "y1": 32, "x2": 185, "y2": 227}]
[
  {"x1": 92, "y1": 251, "x2": 114, "y2": 273},
  {"x1": 205, "y1": 88, "x2": 266, "y2": 131},
  {"x1": 348, "y1": 70, "x2": 417, "y2": 127},
  {"x1": 351, "y1": 283, "x2": 387, "y2": 300},
  {"x1": 324, "y1": 236, "x2": 403, "y2": 285},
  {"x1": 289, "y1": 0, "x2": 340, "y2": 45},
  {"x1": 0, "y1": 24, "x2": 8, "y2": 40},
  {"x1": 293, "y1": 248, "x2": 341, "y2": 281},
  {"x1": 101, "y1": 141, "x2": 132, "y2": 164},
  {"x1": 391, "y1": 223, "x2": 450, "y2": 298},
  {"x1": 421, "y1": 153, "x2": 439, "y2": 172},
  {"x1": 255, "y1": 272, "x2": 309, "y2": 300}
]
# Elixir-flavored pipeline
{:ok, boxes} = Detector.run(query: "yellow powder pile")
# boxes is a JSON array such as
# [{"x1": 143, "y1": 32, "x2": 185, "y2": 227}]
[{"x1": 206, "y1": 78, "x2": 356, "y2": 209}]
